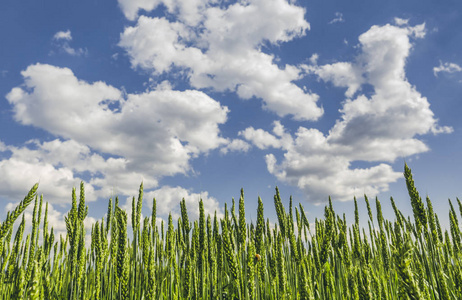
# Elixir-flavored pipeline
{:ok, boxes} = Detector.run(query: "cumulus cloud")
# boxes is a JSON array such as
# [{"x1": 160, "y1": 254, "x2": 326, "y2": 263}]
[
  {"x1": 309, "y1": 53, "x2": 319, "y2": 65},
  {"x1": 239, "y1": 127, "x2": 282, "y2": 150},
  {"x1": 394, "y1": 18, "x2": 409, "y2": 26},
  {"x1": 52, "y1": 30, "x2": 87, "y2": 56},
  {"x1": 433, "y1": 61, "x2": 462, "y2": 77},
  {"x1": 244, "y1": 22, "x2": 452, "y2": 203},
  {"x1": 238, "y1": 121, "x2": 293, "y2": 150},
  {"x1": 119, "y1": 0, "x2": 209, "y2": 25},
  {"x1": 305, "y1": 62, "x2": 364, "y2": 98},
  {"x1": 4, "y1": 63, "x2": 229, "y2": 201},
  {"x1": 53, "y1": 30, "x2": 72, "y2": 41},
  {"x1": 0, "y1": 139, "x2": 107, "y2": 204},
  {"x1": 118, "y1": 0, "x2": 160, "y2": 21},
  {"x1": 220, "y1": 139, "x2": 251, "y2": 154},
  {"x1": 118, "y1": 0, "x2": 323, "y2": 121}
]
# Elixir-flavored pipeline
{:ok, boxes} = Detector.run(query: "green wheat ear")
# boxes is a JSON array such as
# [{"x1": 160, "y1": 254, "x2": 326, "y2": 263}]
[
  {"x1": 0, "y1": 162, "x2": 461, "y2": 299},
  {"x1": 238, "y1": 188, "x2": 246, "y2": 246},
  {"x1": 404, "y1": 163, "x2": 427, "y2": 235},
  {"x1": 0, "y1": 183, "x2": 38, "y2": 238}
]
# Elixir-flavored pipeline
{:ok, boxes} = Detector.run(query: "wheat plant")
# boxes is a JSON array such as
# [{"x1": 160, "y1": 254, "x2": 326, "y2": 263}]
[{"x1": 0, "y1": 164, "x2": 460, "y2": 299}]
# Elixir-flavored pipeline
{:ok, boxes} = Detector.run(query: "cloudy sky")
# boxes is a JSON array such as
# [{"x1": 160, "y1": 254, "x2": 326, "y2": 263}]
[{"x1": 1, "y1": 0, "x2": 461, "y2": 232}]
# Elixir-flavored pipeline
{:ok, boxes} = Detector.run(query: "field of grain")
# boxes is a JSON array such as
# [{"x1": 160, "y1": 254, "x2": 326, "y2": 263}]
[{"x1": 0, "y1": 163, "x2": 460, "y2": 299}]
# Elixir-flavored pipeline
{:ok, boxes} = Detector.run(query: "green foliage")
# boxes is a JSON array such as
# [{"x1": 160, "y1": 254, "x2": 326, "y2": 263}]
[{"x1": 0, "y1": 164, "x2": 461, "y2": 299}]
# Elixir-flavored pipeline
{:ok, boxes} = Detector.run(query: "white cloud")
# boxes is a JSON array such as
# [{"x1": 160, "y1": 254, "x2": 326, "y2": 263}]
[
  {"x1": 0, "y1": 156, "x2": 82, "y2": 204},
  {"x1": 408, "y1": 23, "x2": 426, "y2": 38},
  {"x1": 329, "y1": 12, "x2": 344, "y2": 24},
  {"x1": 433, "y1": 61, "x2": 462, "y2": 77},
  {"x1": 394, "y1": 18, "x2": 409, "y2": 26},
  {"x1": 4, "y1": 63, "x2": 229, "y2": 201},
  {"x1": 220, "y1": 139, "x2": 251, "y2": 154},
  {"x1": 53, "y1": 30, "x2": 72, "y2": 41},
  {"x1": 272, "y1": 120, "x2": 285, "y2": 137},
  {"x1": 309, "y1": 53, "x2": 319, "y2": 65},
  {"x1": 52, "y1": 30, "x2": 86, "y2": 56},
  {"x1": 305, "y1": 62, "x2": 364, "y2": 98},
  {"x1": 61, "y1": 45, "x2": 87, "y2": 56},
  {"x1": 118, "y1": 0, "x2": 323, "y2": 121},
  {"x1": 243, "y1": 22, "x2": 452, "y2": 203},
  {"x1": 118, "y1": 0, "x2": 160, "y2": 21},
  {"x1": 238, "y1": 121, "x2": 292, "y2": 150},
  {"x1": 239, "y1": 127, "x2": 282, "y2": 150},
  {"x1": 0, "y1": 139, "x2": 101, "y2": 204},
  {"x1": 118, "y1": 0, "x2": 210, "y2": 25}
]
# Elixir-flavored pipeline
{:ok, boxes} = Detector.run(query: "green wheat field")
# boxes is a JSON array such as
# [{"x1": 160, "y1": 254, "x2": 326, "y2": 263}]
[{"x1": 0, "y1": 163, "x2": 461, "y2": 299}]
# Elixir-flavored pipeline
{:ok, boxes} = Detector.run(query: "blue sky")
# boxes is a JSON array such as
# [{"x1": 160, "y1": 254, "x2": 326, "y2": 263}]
[{"x1": 1, "y1": 0, "x2": 461, "y2": 234}]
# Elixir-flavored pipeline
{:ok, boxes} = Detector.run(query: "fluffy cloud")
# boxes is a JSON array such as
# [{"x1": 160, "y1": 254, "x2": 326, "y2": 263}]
[
  {"x1": 119, "y1": 0, "x2": 210, "y2": 25},
  {"x1": 4, "y1": 63, "x2": 229, "y2": 200},
  {"x1": 433, "y1": 61, "x2": 462, "y2": 77},
  {"x1": 305, "y1": 62, "x2": 364, "y2": 98},
  {"x1": 0, "y1": 155, "x2": 80, "y2": 204},
  {"x1": 118, "y1": 0, "x2": 323, "y2": 121},
  {"x1": 239, "y1": 127, "x2": 282, "y2": 150},
  {"x1": 53, "y1": 30, "x2": 72, "y2": 41},
  {"x1": 244, "y1": 23, "x2": 452, "y2": 203},
  {"x1": 220, "y1": 139, "x2": 251, "y2": 154},
  {"x1": 394, "y1": 18, "x2": 409, "y2": 26},
  {"x1": 118, "y1": 0, "x2": 159, "y2": 21},
  {"x1": 52, "y1": 30, "x2": 86, "y2": 56},
  {"x1": 0, "y1": 139, "x2": 110, "y2": 204}
]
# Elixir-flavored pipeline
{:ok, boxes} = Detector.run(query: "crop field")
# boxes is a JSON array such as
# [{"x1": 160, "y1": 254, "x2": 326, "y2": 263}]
[{"x1": 0, "y1": 163, "x2": 461, "y2": 299}]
